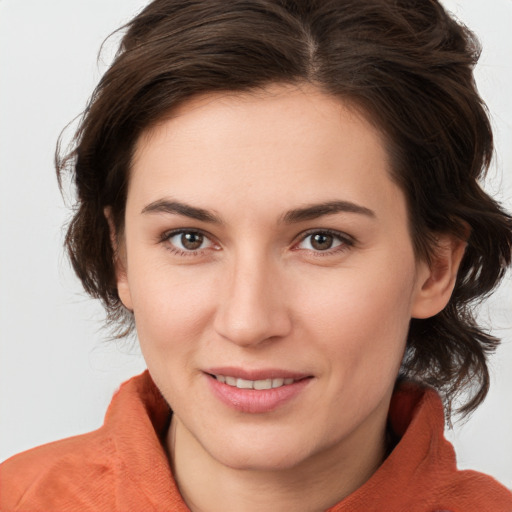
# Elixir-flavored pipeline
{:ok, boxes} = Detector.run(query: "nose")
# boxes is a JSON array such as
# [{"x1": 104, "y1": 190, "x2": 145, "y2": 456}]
[{"x1": 213, "y1": 253, "x2": 292, "y2": 347}]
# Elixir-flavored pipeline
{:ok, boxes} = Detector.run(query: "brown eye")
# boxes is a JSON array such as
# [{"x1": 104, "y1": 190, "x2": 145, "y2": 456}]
[
  {"x1": 166, "y1": 230, "x2": 214, "y2": 253},
  {"x1": 310, "y1": 233, "x2": 334, "y2": 251},
  {"x1": 296, "y1": 231, "x2": 349, "y2": 253},
  {"x1": 181, "y1": 232, "x2": 204, "y2": 250}
]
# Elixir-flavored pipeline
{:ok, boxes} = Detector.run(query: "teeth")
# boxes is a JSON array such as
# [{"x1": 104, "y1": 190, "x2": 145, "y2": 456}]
[
  {"x1": 225, "y1": 376, "x2": 237, "y2": 386},
  {"x1": 254, "y1": 378, "x2": 272, "y2": 390},
  {"x1": 215, "y1": 375, "x2": 297, "y2": 390},
  {"x1": 237, "y1": 378, "x2": 253, "y2": 389},
  {"x1": 272, "y1": 378, "x2": 284, "y2": 388}
]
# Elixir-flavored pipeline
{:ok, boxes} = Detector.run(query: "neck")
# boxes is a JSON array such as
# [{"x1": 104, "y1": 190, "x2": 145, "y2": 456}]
[{"x1": 166, "y1": 407, "x2": 389, "y2": 512}]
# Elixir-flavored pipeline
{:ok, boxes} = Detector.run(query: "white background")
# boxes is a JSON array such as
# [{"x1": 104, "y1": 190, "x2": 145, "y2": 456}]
[{"x1": 1, "y1": 0, "x2": 511, "y2": 489}]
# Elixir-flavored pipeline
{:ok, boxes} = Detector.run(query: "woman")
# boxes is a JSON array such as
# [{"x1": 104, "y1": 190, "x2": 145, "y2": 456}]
[{"x1": 1, "y1": 0, "x2": 511, "y2": 510}]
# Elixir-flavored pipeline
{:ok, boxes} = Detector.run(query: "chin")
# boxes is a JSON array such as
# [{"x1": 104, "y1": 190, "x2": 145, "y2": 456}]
[
  {"x1": 206, "y1": 431, "x2": 316, "y2": 472},
  {"x1": 219, "y1": 451, "x2": 306, "y2": 472}
]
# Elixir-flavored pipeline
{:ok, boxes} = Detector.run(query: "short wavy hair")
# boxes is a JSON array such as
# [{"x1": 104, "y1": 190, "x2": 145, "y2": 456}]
[{"x1": 57, "y1": 0, "x2": 512, "y2": 417}]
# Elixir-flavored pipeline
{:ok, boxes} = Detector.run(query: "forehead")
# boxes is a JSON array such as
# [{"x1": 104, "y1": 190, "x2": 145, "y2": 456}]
[
  {"x1": 128, "y1": 84, "x2": 403, "y2": 222},
  {"x1": 133, "y1": 83, "x2": 388, "y2": 165}
]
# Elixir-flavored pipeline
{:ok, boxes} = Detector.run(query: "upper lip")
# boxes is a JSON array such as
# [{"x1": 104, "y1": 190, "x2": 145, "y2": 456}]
[{"x1": 205, "y1": 367, "x2": 311, "y2": 381}]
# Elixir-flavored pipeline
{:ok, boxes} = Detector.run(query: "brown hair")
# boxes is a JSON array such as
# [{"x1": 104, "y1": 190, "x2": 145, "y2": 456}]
[{"x1": 57, "y1": 0, "x2": 512, "y2": 417}]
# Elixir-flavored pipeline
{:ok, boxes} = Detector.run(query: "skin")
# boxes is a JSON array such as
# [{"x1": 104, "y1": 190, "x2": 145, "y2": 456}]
[{"x1": 113, "y1": 84, "x2": 464, "y2": 511}]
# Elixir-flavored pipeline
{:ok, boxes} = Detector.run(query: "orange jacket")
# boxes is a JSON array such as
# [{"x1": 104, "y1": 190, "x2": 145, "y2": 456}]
[{"x1": 1, "y1": 371, "x2": 511, "y2": 511}]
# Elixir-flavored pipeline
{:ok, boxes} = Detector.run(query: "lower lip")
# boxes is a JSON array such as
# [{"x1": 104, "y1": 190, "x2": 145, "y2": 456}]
[{"x1": 206, "y1": 375, "x2": 311, "y2": 413}]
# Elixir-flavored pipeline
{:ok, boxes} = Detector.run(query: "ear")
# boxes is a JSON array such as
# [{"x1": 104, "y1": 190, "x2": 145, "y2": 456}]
[
  {"x1": 104, "y1": 207, "x2": 133, "y2": 311},
  {"x1": 411, "y1": 234, "x2": 467, "y2": 319}
]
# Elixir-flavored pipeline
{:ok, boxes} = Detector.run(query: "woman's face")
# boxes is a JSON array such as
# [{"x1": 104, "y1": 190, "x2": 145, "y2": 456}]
[{"x1": 117, "y1": 84, "x2": 433, "y2": 472}]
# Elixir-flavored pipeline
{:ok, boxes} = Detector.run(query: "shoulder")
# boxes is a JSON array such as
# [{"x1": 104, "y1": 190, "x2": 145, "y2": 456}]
[
  {"x1": 362, "y1": 382, "x2": 512, "y2": 511},
  {"x1": 0, "y1": 372, "x2": 177, "y2": 512},
  {"x1": 0, "y1": 428, "x2": 117, "y2": 511},
  {"x1": 432, "y1": 468, "x2": 512, "y2": 512}
]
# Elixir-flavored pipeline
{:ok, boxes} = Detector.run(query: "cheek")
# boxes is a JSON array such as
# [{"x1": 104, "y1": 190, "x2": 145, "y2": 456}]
[
  {"x1": 298, "y1": 256, "x2": 416, "y2": 380},
  {"x1": 127, "y1": 261, "x2": 219, "y2": 351}
]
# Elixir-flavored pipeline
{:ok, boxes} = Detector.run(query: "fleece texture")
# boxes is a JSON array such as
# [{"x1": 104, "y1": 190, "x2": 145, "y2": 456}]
[{"x1": 1, "y1": 371, "x2": 511, "y2": 511}]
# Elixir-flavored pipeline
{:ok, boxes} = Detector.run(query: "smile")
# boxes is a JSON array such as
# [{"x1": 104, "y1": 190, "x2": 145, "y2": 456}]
[
  {"x1": 213, "y1": 375, "x2": 296, "y2": 390},
  {"x1": 207, "y1": 372, "x2": 312, "y2": 413}
]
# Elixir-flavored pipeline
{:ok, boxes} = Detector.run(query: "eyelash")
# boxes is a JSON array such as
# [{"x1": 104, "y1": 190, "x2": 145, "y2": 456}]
[
  {"x1": 293, "y1": 229, "x2": 354, "y2": 256},
  {"x1": 159, "y1": 228, "x2": 354, "y2": 257},
  {"x1": 159, "y1": 229, "x2": 218, "y2": 257}
]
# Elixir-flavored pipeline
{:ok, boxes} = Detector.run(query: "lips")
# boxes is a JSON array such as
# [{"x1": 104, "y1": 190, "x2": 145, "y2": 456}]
[{"x1": 205, "y1": 368, "x2": 312, "y2": 413}]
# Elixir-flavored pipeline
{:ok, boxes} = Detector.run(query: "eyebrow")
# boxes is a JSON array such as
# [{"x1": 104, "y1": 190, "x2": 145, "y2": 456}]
[
  {"x1": 281, "y1": 200, "x2": 376, "y2": 223},
  {"x1": 141, "y1": 199, "x2": 223, "y2": 224},
  {"x1": 141, "y1": 198, "x2": 375, "y2": 224}
]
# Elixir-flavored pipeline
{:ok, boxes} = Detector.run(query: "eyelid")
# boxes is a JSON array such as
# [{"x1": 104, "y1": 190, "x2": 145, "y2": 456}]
[
  {"x1": 158, "y1": 227, "x2": 354, "y2": 256},
  {"x1": 293, "y1": 228, "x2": 355, "y2": 253},
  {"x1": 160, "y1": 228, "x2": 220, "y2": 254}
]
